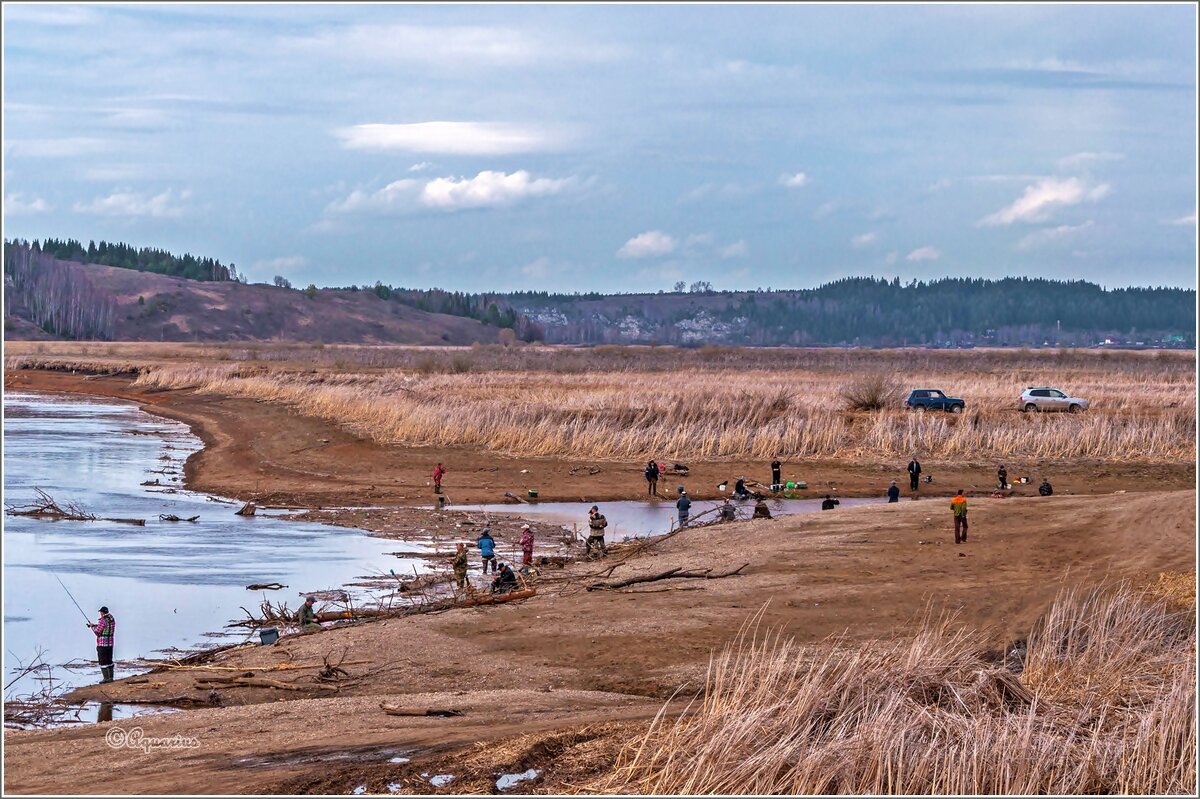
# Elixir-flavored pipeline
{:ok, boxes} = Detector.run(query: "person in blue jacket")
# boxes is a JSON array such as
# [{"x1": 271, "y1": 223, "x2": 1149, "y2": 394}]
[
  {"x1": 477, "y1": 528, "x2": 497, "y2": 574},
  {"x1": 887, "y1": 480, "x2": 900, "y2": 503}
]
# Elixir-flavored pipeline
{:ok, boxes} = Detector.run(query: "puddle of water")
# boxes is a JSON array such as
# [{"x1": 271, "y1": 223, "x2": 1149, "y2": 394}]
[
  {"x1": 2, "y1": 391, "x2": 432, "y2": 701},
  {"x1": 496, "y1": 768, "x2": 541, "y2": 791},
  {"x1": 429, "y1": 774, "x2": 455, "y2": 787},
  {"x1": 447, "y1": 496, "x2": 891, "y2": 541}
]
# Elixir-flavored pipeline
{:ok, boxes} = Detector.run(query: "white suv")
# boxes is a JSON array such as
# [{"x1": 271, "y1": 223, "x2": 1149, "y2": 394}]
[{"x1": 1020, "y1": 387, "x2": 1089, "y2": 413}]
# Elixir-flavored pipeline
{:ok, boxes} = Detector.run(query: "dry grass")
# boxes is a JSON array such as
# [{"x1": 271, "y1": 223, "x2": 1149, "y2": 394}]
[
  {"x1": 5, "y1": 342, "x2": 1194, "y2": 462},
  {"x1": 588, "y1": 582, "x2": 1196, "y2": 795}
]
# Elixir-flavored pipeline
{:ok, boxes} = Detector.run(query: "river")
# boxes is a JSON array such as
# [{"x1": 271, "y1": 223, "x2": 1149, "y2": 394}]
[{"x1": 2, "y1": 391, "x2": 429, "y2": 707}]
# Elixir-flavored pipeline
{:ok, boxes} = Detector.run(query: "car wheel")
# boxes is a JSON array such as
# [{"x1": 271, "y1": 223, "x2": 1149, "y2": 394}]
[
  {"x1": 1025, "y1": 403, "x2": 1038, "y2": 413},
  {"x1": 950, "y1": 404, "x2": 963, "y2": 414},
  {"x1": 914, "y1": 405, "x2": 926, "y2": 413},
  {"x1": 1068, "y1": 403, "x2": 1081, "y2": 413}
]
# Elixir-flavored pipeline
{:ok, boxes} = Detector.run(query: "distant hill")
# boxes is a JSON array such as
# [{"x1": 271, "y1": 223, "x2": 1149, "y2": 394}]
[
  {"x1": 494, "y1": 278, "x2": 1196, "y2": 348},
  {"x1": 5, "y1": 240, "x2": 1194, "y2": 347},
  {"x1": 3, "y1": 245, "x2": 501, "y2": 344}
]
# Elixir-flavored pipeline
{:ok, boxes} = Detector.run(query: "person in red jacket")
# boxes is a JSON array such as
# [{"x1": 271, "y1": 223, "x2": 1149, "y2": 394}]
[
  {"x1": 433, "y1": 462, "x2": 446, "y2": 492},
  {"x1": 519, "y1": 524, "x2": 535, "y2": 566}
]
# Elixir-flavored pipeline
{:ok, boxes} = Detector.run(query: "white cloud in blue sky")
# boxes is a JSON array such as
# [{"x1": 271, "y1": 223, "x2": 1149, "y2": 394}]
[{"x1": 2, "y1": 3, "x2": 1195, "y2": 290}]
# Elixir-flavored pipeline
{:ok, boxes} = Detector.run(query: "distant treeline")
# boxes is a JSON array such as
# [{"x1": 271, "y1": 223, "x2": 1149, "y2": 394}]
[
  {"x1": 503, "y1": 277, "x2": 1197, "y2": 347},
  {"x1": 331, "y1": 283, "x2": 543, "y2": 340},
  {"x1": 9, "y1": 237, "x2": 240, "y2": 282}
]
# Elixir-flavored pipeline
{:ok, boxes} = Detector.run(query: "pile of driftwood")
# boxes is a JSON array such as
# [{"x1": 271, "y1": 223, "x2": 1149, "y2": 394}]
[
  {"x1": 5, "y1": 488, "x2": 95, "y2": 521},
  {"x1": 5, "y1": 488, "x2": 146, "y2": 526}
]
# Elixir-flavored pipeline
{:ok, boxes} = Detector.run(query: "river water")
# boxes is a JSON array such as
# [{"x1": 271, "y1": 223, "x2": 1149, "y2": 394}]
[{"x1": 2, "y1": 391, "x2": 429, "y2": 705}]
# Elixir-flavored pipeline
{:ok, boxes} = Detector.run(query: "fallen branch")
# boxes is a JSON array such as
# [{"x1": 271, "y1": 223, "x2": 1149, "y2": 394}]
[
  {"x1": 102, "y1": 517, "x2": 146, "y2": 526},
  {"x1": 4, "y1": 488, "x2": 95, "y2": 521},
  {"x1": 159, "y1": 514, "x2": 200, "y2": 522},
  {"x1": 587, "y1": 563, "x2": 749, "y2": 591},
  {"x1": 246, "y1": 582, "x2": 286, "y2": 591}
]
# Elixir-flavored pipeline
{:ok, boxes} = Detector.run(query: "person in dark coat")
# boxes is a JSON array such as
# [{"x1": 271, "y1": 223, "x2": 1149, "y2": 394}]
[
  {"x1": 770, "y1": 458, "x2": 782, "y2": 489},
  {"x1": 676, "y1": 491, "x2": 692, "y2": 525},
  {"x1": 997, "y1": 465, "x2": 1008, "y2": 489},
  {"x1": 644, "y1": 459, "x2": 660, "y2": 496},
  {"x1": 1039, "y1": 479, "x2": 1054, "y2": 496},
  {"x1": 491, "y1": 562, "x2": 518, "y2": 594},
  {"x1": 907, "y1": 457, "x2": 922, "y2": 491},
  {"x1": 821, "y1": 495, "x2": 840, "y2": 511},
  {"x1": 887, "y1": 480, "x2": 900, "y2": 503}
]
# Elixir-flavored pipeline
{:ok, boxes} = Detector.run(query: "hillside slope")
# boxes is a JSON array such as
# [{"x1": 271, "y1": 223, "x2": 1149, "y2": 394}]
[{"x1": 4, "y1": 260, "x2": 501, "y2": 344}]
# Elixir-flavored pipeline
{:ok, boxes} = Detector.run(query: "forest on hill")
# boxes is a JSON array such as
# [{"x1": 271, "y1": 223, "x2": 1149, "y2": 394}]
[{"x1": 4, "y1": 239, "x2": 1194, "y2": 347}]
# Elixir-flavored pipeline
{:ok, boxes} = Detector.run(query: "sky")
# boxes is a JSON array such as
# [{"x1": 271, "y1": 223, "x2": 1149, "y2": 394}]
[{"x1": 2, "y1": 2, "x2": 1197, "y2": 292}]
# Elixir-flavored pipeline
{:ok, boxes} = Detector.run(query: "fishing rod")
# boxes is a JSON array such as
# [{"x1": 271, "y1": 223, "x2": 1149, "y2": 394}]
[{"x1": 51, "y1": 571, "x2": 93, "y2": 625}]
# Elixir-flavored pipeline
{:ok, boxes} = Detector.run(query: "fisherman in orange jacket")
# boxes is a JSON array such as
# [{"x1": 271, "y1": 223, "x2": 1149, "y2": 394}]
[{"x1": 951, "y1": 490, "x2": 969, "y2": 544}]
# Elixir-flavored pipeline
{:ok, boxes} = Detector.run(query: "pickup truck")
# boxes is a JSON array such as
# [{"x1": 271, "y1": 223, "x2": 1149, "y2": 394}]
[{"x1": 904, "y1": 389, "x2": 965, "y2": 413}]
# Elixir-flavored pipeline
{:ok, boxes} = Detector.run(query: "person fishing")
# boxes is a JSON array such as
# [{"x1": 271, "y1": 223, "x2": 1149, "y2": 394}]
[
  {"x1": 477, "y1": 528, "x2": 497, "y2": 573},
  {"x1": 719, "y1": 498, "x2": 737, "y2": 521},
  {"x1": 771, "y1": 457, "x2": 782, "y2": 490},
  {"x1": 676, "y1": 490, "x2": 692, "y2": 526},
  {"x1": 519, "y1": 524, "x2": 535, "y2": 566},
  {"x1": 87, "y1": 606, "x2": 116, "y2": 683},
  {"x1": 733, "y1": 476, "x2": 750, "y2": 500},
  {"x1": 821, "y1": 495, "x2": 840, "y2": 510},
  {"x1": 296, "y1": 596, "x2": 321, "y2": 630},
  {"x1": 997, "y1": 465, "x2": 1008, "y2": 490},
  {"x1": 887, "y1": 480, "x2": 900, "y2": 503},
  {"x1": 753, "y1": 498, "x2": 772, "y2": 519},
  {"x1": 433, "y1": 462, "x2": 446, "y2": 493},
  {"x1": 644, "y1": 459, "x2": 660, "y2": 496},
  {"x1": 951, "y1": 489, "x2": 969, "y2": 544},
  {"x1": 1039, "y1": 479, "x2": 1054, "y2": 497},
  {"x1": 452, "y1": 543, "x2": 469, "y2": 589},
  {"x1": 491, "y1": 561, "x2": 519, "y2": 594},
  {"x1": 586, "y1": 506, "x2": 608, "y2": 557}
]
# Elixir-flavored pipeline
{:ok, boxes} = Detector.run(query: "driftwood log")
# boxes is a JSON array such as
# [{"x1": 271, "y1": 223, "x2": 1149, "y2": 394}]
[
  {"x1": 159, "y1": 514, "x2": 200, "y2": 522},
  {"x1": 234, "y1": 502, "x2": 257, "y2": 516},
  {"x1": 379, "y1": 702, "x2": 463, "y2": 717},
  {"x1": 587, "y1": 563, "x2": 749, "y2": 591}
]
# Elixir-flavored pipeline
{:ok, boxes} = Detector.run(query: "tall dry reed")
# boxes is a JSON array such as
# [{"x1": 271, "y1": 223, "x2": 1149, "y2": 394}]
[
  {"x1": 5, "y1": 343, "x2": 1194, "y2": 462},
  {"x1": 590, "y1": 582, "x2": 1196, "y2": 795}
]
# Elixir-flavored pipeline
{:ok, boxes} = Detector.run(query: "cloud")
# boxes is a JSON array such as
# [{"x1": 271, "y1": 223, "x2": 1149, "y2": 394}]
[
  {"x1": 905, "y1": 246, "x2": 941, "y2": 262},
  {"x1": 1056, "y1": 151, "x2": 1124, "y2": 171},
  {"x1": 335, "y1": 122, "x2": 561, "y2": 155},
  {"x1": 680, "y1": 182, "x2": 759, "y2": 203},
  {"x1": 3, "y1": 193, "x2": 49, "y2": 214},
  {"x1": 1163, "y1": 212, "x2": 1196, "y2": 226},
  {"x1": 4, "y1": 137, "x2": 107, "y2": 159},
  {"x1": 618, "y1": 230, "x2": 677, "y2": 258},
  {"x1": 779, "y1": 172, "x2": 809, "y2": 188},
  {"x1": 408, "y1": 162, "x2": 434, "y2": 173},
  {"x1": 253, "y1": 255, "x2": 309, "y2": 274},
  {"x1": 327, "y1": 171, "x2": 575, "y2": 214},
  {"x1": 979, "y1": 177, "x2": 1111, "y2": 226},
  {"x1": 719, "y1": 240, "x2": 749, "y2": 259},
  {"x1": 74, "y1": 189, "x2": 190, "y2": 218},
  {"x1": 279, "y1": 24, "x2": 621, "y2": 68},
  {"x1": 851, "y1": 232, "x2": 878, "y2": 249},
  {"x1": 421, "y1": 171, "x2": 574, "y2": 211},
  {"x1": 519, "y1": 256, "x2": 577, "y2": 280},
  {"x1": 1016, "y1": 220, "x2": 1095, "y2": 251}
]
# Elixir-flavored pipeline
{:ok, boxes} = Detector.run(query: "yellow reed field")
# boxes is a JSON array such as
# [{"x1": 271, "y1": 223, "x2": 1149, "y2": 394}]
[
  {"x1": 5, "y1": 341, "x2": 1195, "y2": 462},
  {"x1": 590, "y1": 583, "x2": 1195, "y2": 795}
]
